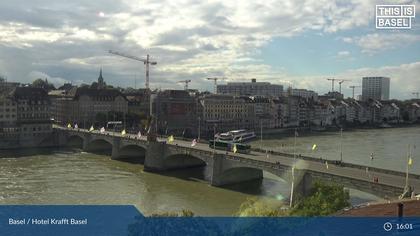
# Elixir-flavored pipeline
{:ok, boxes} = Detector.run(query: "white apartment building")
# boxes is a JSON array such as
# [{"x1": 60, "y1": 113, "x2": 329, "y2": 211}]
[
  {"x1": 217, "y1": 79, "x2": 283, "y2": 97},
  {"x1": 362, "y1": 77, "x2": 390, "y2": 101},
  {"x1": 290, "y1": 89, "x2": 318, "y2": 100}
]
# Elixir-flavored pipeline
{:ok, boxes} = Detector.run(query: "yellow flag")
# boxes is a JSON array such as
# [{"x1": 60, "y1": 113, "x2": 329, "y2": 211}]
[
  {"x1": 121, "y1": 129, "x2": 126, "y2": 136},
  {"x1": 233, "y1": 144, "x2": 237, "y2": 153},
  {"x1": 168, "y1": 135, "x2": 174, "y2": 143},
  {"x1": 67, "y1": 123, "x2": 71, "y2": 128},
  {"x1": 408, "y1": 157, "x2": 413, "y2": 166},
  {"x1": 312, "y1": 144, "x2": 317, "y2": 151},
  {"x1": 89, "y1": 126, "x2": 94, "y2": 132},
  {"x1": 325, "y1": 161, "x2": 329, "y2": 169}
]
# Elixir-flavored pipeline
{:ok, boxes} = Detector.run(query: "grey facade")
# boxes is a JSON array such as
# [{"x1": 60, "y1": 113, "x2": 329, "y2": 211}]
[
  {"x1": 1, "y1": 87, "x2": 53, "y2": 148},
  {"x1": 49, "y1": 71, "x2": 128, "y2": 127},
  {"x1": 50, "y1": 87, "x2": 128, "y2": 127},
  {"x1": 153, "y1": 90, "x2": 199, "y2": 137},
  {"x1": 362, "y1": 77, "x2": 390, "y2": 101}
]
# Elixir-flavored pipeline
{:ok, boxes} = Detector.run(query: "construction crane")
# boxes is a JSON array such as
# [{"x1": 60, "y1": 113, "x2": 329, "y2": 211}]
[
  {"x1": 349, "y1": 85, "x2": 361, "y2": 99},
  {"x1": 413, "y1": 92, "x2": 420, "y2": 99},
  {"x1": 327, "y1": 78, "x2": 339, "y2": 92},
  {"x1": 338, "y1": 79, "x2": 351, "y2": 94},
  {"x1": 207, "y1": 77, "x2": 224, "y2": 94},
  {"x1": 108, "y1": 50, "x2": 157, "y2": 90},
  {"x1": 178, "y1": 80, "x2": 191, "y2": 90}
]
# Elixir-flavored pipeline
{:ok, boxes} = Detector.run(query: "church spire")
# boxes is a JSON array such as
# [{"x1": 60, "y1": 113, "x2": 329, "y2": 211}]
[{"x1": 98, "y1": 67, "x2": 105, "y2": 89}]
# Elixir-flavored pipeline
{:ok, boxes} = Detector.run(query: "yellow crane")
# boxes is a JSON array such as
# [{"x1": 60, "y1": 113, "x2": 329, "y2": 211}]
[
  {"x1": 326, "y1": 78, "x2": 350, "y2": 93},
  {"x1": 178, "y1": 80, "x2": 192, "y2": 90},
  {"x1": 108, "y1": 50, "x2": 157, "y2": 90},
  {"x1": 349, "y1": 85, "x2": 361, "y2": 99},
  {"x1": 338, "y1": 79, "x2": 351, "y2": 94},
  {"x1": 206, "y1": 77, "x2": 225, "y2": 94}
]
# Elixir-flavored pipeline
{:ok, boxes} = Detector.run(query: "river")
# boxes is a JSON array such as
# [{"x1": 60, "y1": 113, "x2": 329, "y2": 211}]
[{"x1": 0, "y1": 126, "x2": 419, "y2": 216}]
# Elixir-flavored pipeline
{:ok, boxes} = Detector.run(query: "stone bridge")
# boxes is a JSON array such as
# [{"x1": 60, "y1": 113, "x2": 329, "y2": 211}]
[{"x1": 54, "y1": 127, "x2": 420, "y2": 199}]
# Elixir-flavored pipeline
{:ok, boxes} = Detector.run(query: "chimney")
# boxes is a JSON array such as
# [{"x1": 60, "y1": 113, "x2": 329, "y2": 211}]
[
  {"x1": 397, "y1": 202, "x2": 404, "y2": 217},
  {"x1": 251, "y1": 78, "x2": 256, "y2": 83}
]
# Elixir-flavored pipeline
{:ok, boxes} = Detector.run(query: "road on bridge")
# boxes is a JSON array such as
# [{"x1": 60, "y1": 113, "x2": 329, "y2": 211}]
[{"x1": 58, "y1": 126, "x2": 420, "y2": 197}]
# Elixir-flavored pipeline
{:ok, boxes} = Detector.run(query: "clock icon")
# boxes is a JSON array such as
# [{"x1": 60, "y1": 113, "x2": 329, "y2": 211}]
[{"x1": 383, "y1": 222, "x2": 393, "y2": 232}]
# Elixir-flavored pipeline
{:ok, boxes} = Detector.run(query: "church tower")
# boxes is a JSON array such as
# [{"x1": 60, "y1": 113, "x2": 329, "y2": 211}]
[{"x1": 98, "y1": 68, "x2": 105, "y2": 89}]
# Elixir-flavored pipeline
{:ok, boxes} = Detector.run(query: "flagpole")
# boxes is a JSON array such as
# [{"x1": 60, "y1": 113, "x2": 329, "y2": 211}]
[
  {"x1": 405, "y1": 144, "x2": 410, "y2": 191},
  {"x1": 290, "y1": 166, "x2": 295, "y2": 208},
  {"x1": 294, "y1": 128, "x2": 297, "y2": 160},
  {"x1": 260, "y1": 120, "x2": 263, "y2": 150},
  {"x1": 290, "y1": 128, "x2": 297, "y2": 208}
]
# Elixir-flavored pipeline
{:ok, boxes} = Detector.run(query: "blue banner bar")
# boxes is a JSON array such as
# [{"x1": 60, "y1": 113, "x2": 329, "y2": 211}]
[{"x1": 0, "y1": 205, "x2": 419, "y2": 236}]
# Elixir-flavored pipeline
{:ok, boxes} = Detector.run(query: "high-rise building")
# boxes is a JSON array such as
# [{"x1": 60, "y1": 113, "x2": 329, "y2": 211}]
[
  {"x1": 362, "y1": 77, "x2": 390, "y2": 101},
  {"x1": 217, "y1": 79, "x2": 283, "y2": 97}
]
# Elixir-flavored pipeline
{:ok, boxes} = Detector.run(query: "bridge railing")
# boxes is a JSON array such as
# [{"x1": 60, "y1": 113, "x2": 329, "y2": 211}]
[
  {"x1": 57, "y1": 127, "x2": 420, "y2": 180},
  {"x1": 251, "y1": 147, "x2": 420, "y2": 180},
  {"x1": 222, "y1": 153, "x2": 284, "y2": 171}
]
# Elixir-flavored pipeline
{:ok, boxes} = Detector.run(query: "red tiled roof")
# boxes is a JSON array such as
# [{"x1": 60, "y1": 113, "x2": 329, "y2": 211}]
[{"x1": 337, "y1": 199, "x2": 420, "y2": 216}]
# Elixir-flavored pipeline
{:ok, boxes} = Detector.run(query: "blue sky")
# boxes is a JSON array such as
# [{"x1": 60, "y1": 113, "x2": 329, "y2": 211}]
[
  {"x1": 0, "y1": 0, "x2": 419, "y2": 99},
  {"x1": 260, "y1": 30, "x2": 420, "y2": 76}
]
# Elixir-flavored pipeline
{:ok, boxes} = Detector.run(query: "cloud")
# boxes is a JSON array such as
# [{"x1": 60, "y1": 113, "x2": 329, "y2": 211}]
[
  {"x1": 336, "y1": 50, "x2": 351, "y2": 59},
  {"x1": 338, "y1": 61, "x2": 420, "y2": 99},
  {"x1": 0, "y1": 0, "x2": 418, "y2": 98},
  {"x1": 281, "y1": 61, "x2": 420, "y2": 100},
  {"x1": 342, "y1": 33, "x2": 420, "y2": 54}
]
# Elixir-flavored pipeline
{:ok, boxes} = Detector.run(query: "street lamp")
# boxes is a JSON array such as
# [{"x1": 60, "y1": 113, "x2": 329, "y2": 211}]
[
  {"x1": 198, "y1": 117, "x2": 201, "y2": 141},
  {"x1": 213, "y1": 124, "x2": 217, "y2": 155},
  {"x1": 404, "y1": 144, "x2": 413, "y2": 194},
  {"x1": 340, "y1": 128, "x2": 343, "y2": 163}
]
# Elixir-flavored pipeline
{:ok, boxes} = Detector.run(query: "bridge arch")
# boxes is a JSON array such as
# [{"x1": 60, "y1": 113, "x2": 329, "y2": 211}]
[
  {"x1": 218, "y1": 166, "x2": 264, "y2": 186},
  {"x1": 85, "y1": 138, "x2": 113, "y2": 154},
  {"x1": 117, "y1": 144, "x2": 147, "y2": 163},
  {"x1": 66, "y1": 135, "x2": 85, "y2": 149},
  {"x1": 163, "y1": 153, "x2": 207, "y2": 170}
]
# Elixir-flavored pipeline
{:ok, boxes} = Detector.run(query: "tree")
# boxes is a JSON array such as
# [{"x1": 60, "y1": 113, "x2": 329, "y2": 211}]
[
  {"x1": 291, "y1": 181, "x2": 350, "y2": 216},
  {"x1": 32, "y1": 78, "x2": 55, "y2": 91},
  {"x1": 236, "y1": 197, "x2": 289, "y2": 217},
  {"x1": 90, "y1": 82, "x2": 99, "y2": 89}
]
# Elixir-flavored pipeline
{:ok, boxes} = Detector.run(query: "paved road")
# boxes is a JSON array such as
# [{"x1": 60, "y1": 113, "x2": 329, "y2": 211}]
[{"x1": 59, "y1": 127, "x2": 420, "y2": 193}]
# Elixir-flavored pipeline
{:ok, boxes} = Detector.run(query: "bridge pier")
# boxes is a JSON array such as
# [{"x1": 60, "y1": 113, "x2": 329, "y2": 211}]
[
  {"x1": 293, "y1": 172, "x2": 314, "y2": 198},
  {"x1": 143, "y1": 141, "x2": 166, "y2": 171},
  {"x1": 56, "y1": 131, "x2": 67, "y2": 146},
  {"x1": 82, "y1": 138, "x2": 89, "y2": 150},
  {"x1": 111, "y1": 138, "x2": 121, "y2": 160},
  {"x1": 209, "y1": 154, "x2": 223, "y2": 186}
]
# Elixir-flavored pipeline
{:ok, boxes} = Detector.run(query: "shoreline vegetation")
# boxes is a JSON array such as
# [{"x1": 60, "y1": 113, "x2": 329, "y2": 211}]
[{"x1": 150, "y1": 181, "x2": 350, "y2": 217}]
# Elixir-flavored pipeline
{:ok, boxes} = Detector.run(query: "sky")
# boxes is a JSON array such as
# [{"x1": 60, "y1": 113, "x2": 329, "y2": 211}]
[{"x1": 0, "y1": 0, "x2": 419, "y2": 99}]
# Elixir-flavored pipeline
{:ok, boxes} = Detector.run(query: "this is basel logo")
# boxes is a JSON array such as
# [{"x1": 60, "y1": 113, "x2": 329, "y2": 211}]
[{"x1": 376, "y1": 5, "x2": 415, "y2": 29}]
